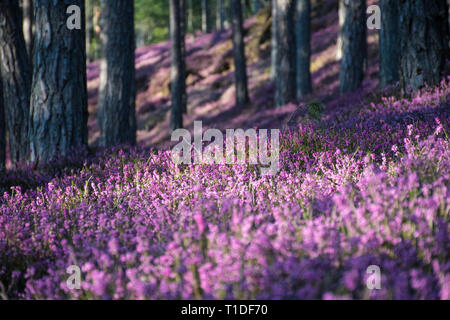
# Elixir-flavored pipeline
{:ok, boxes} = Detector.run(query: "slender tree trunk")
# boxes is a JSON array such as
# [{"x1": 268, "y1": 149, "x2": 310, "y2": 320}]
[
  {"x1": 379, "y1": 0, "x2": 400, "y2": 87},
  {"x1": 202, "y1": 0, "x2": 212, "y2": 33},
  {"x1": 231, "y1": 0, "x2": 250, "y2": 107},
  {"x1": 217, "y1": 0, "x2": 225, "y2": 30},
  {"x1": 398, "y1": 0, "x2": 448, "y2": 93},
  {"x1": 270, "y1": 0, "x2": 277, "y2": 80},
  {"x1": 296, "y1": 0, "x2": 312, "y2": 98},
  {"x1": 86, "y1": 0, "x2": 94, "y2": 63},
  {"x1": 338, "y1": 0, "x2": 366, "y2": 94},
  {"x1": 22, "y1": 0, "x2": 33, "y2": 58},
  {"x1": 98, "y1": 0, "x2": 136, "y2": 147},
  {"x1": 274, "y1": 0, "x2": 296, "y2": 107},
  {"x1": 0, "y1": 0, "x2": 31, "y2": 164},
  {"x1": 29, "y1": 0, "x2": 88, "y2": 164},
  {"x1": 180, "y1": 0, "x2": 188, "y2": 114},
  {"x1": 188, "y1": 0, "x2": 194, "y2": 33},
  {"x1": 170, "y1": 0, "x2": 185, "y2": 131},
  {"x1": 0, "y1": 74, "x2": 5, "y2": 169}
]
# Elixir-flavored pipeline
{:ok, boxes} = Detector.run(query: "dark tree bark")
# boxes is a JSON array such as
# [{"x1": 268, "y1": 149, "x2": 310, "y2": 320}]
[
  {"x1": 338, "y1": 0, "x2": 366, "y2": 95},
  {"x1": 0, "y1": 0, "x2": 31, "y2": 164},
  {"x1": 0, "y1": 74, "x2": 5, "y2": 169},
  {"x1": 217, "y1": 0, "x2": 225, "y2": 30},
  {"x1": 379, "y1": 0, "x2": 400, "y2": 87},
  {"x1": 86, "y1": 0, "x2": 94, "y2": 63},
  {"x1": 170, "y1": 0, "x2": 186, "y2": 131},
  {"x1": 231, "y1": 0, "x2": 250, "y2": 107},
  {"x1": 98, "y1": 0, "x2": 136, "y2": 147},
  {"x1": 29, "y1": 0, "x2": 88, "y2": 164},
  {"x1": 274, "y1": 0, "x2": 296, "y2": 107},
  {"x1": 180, "y1": 0, "x2": 187, "y2": 114},
  {"x1": 398, "y1": 0, "x2": 448, "y2": 92},
  {"x1": 202, "y1": 0, "x2": 212, "y2": 33},
  {"x1": 296, "y1": 0, "x2": 312, "y2": 98},
  {"x1": 22, "y1": 0, "x2": 33, "y2": 58}
]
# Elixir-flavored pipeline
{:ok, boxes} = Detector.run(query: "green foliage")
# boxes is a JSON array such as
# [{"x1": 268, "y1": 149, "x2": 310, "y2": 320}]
[{"x1": 307, "y1": 99, "x2": 325, "y2": 120}]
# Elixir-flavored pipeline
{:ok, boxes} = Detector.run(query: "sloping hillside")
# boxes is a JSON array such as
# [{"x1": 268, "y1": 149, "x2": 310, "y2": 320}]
[{"x1": 86, "y1": 0, "x2": 381, "y2": 148}]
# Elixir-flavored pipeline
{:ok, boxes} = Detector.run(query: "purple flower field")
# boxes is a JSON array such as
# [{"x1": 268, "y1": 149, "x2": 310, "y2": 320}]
[{"x1": 1, "y1": 78, "x2": 449, "y2": 300}]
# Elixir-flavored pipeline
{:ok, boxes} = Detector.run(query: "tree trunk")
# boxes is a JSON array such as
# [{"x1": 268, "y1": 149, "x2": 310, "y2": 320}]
[
  {"x1": 29, "y1": 0, "x2": 88, "y2": 164},
  {"x1": 170, "y1": 0, "x2": 185, "y2": 131},
  {"x1": 338, "y1": 0, "x2": 366, "y2": 95},
  {"x1": 188, "y1": 0, "x2": 194, "y2": 33},
  {"x1": 379, "y1": 0, "x2": 400, "y2": 87},
  {"x1": 217, "y1": 0, "x2": 225, "y2": 30},
  {"x1": 22, "y1": 0, "x2": 33, "y2": 58},
  {"x1": 274, "y1": 0, "x2": 296, "y2": 107},
  {"x1": 296, "y1": 0, "x2": 312, "y2": 98},
  {"x1": 398, "y1": 0, "x2": 448, "y2": 93},
  {"x1": 0, "y1": 0, "x2": 31, "y2": 164},
  {"x1": 270, "y1": 0, "x2": 277, "y2": 80},
  {"x1": 86, "y1": 0, "x2": 94, "y2": 63},
  {"x1": 0, "y1": 74, "x2": 5, "y2": 169},
  {"x1": 231, "y1": 0, "x2": 250, "y2": 107},
  {"x1": 98, "y1": 0, "x2": 136, "y2": 147},
  {"x1": 202, "y1": 0, "x2": 212, "y2": 33},
  {"x1": 180, "y1": 0, "x2": 188, "y2": 114}
]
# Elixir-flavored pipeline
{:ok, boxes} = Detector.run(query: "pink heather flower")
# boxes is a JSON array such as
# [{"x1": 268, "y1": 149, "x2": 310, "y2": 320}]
[{"x1": 194, "y1": 213, "x2": 206, "y2": 234}]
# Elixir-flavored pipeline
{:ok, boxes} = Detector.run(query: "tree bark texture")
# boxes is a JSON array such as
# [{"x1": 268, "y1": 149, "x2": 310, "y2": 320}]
[
  {"x1": 22, "y1": 0, "x2": 33, "y2": 58},
  {"x1": 379, "y1": 0, "x2": 400, "y2": 87},
  {"x1": 29, "y1": 0, "x2": 88, "y2": 164},
  {"x1": 274, "y1": 0, "x2": 296, "y2": 107},
  {"x1": 170, "y1": 0, "x2": 186, "y2": 131},
  {"x1": 296, "y1": 0, "x2": 312, "y2": 98},
  {"x1": 0, "y1": 0, "x2": 31, "y2": 164},
  {"x1": 0, "y1": 73, "x2": 5, "y2": 169},
  {"x1": 398, "y1": 0, "x2": 448, "y2": 92},
  {"x1": 338, "y1": 0, "x2": 366, "y2": 94},
  {"x1": 231, "y1": 0, "x2": 250, "y2": 107},
  {"x1": 202, "y1": 0, "x2": 212, "y2": 33},
  {"x1": 98, "y1": 0, "x2": 136, "y2": 147}
]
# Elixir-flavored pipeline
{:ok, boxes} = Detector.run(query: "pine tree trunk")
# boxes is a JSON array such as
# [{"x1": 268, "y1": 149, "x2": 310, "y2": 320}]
[
  {"x1": 22, "y1": 0, "x2": 33, "y2": 58},
  {"x1": 398, "y1": 0, "x2": 448, "y2": 92},
  {"x1": 29, "y1": 0, "x2": 88, "y2": 164},
  {"x1": 202, "y1": 0, "x2": 212, "y2": 33},
  {"x1": 296, "y1": 0, "x2": 312, "y2": 98},
  {"x1": 180, "y1": 0, "x2": 188, "y2": 114},
  {"x1": 217, "y1": 0, "x2": 225, "y2": 30},
  {"x1": 86, "y1": 0, "x2": 94, "y2": 63},
  {"x1": 338, "y1": 0, "x2": 366, "y2": 95},
  {"x1": 231, "y1": 0, "x2": 250, "y2": 107},
  {"x1": 270, "y1": 0, "x2": 277, "y2": 80},
  {"x1": 170, "y1": 0, "x2": 185, "y2": 131},
  {"x1": 0, "y1": 0, "x2": 31, "y2": 164},
  {"x1": 274, "y1": 0, "x2": 296, "y2": 107},
  {"x1": 0, "y1": 74, "x2": 5, "y2": 169},
  {"x1": 98, "y1": 0, "x2": 136, "y2": 147},
  {"x1": 379, "y1": 0, "x2": 400, "y2": 87}
]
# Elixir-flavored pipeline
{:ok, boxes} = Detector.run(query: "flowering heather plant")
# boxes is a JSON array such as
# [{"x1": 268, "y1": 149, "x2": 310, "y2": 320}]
[{"x1": 0, "y1": 78, "x2": 449, "y2": 300}]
